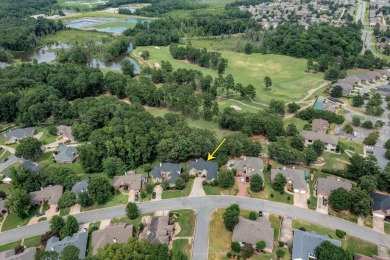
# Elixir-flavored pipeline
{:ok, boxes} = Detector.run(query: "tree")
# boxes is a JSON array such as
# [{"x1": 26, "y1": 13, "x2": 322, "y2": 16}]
[
  {"x1": 231, "y1": 241, "x2": 241, "y2": 252},
  {"x1": 145, "y1": 183, "x2": 154, "y2": 194},
  {"x1": 60, "y1": 216, "x2": 79, "y2": 239},
  {"x1": 269, "y1": 99, "x2": 285, "y2": 115},
  {"x1": 312, "y1": 139, "x2": 326, "y2": 156},
  {"x1": 140, "y1": 50, "x2": 150, "y2": 60},
  {"x1": 352, "y1": 95, "x2": 364, "y2": 107},
  {"x1": 277, "y1": 249, "x2": 286, "y2": 258},
  {"x1": 272, "y1": 173, "x2": 286, "y2": 193},
  {"x1": 286, "y1": 123, "x2": 298, "y2": 136},
  {"x1": 250, "y1": 174, "x2": 263, "y2": 192},
  {"x1": 349, "y1": 187, "x2": 372, "y2": 217},
  {"x1": 385, "y1": 139, "x2": 390, "y2": 149},
  {"x1": 358, "y1": 175, "x2": 377, "y2": 194},
  {"x1": 88, "y1": 176, "x2": 112, "y2": 204},
  {"x1": 329, "y1": 187, "x2": 351, "y2": 211},
  {"x1": 241, "y1": 244, "x2": 254, "y2": 258},
  {"x1": 287, "y1": 102, "x2": 301, "y2": 113},
  {"x1": 248, "y1": 211, "x2": 258, "y2": 220},
  {"x1": 218, "y1": 170, "x2": 235, "y2": 189},
  {"x1": 344, "y1": 124, "x2": 353, "y2": 135},
  {"x1": 352, "y1": 116, "x2": 361, "y2": 126},
  {"x1": 315, "y1": 241, "x2": 351, "y2": 260},
  {"x1": 103, "y1": 157, "x2": 126, "y2": 177},
  {"x1": 15, "y1": 137, "x2": 43, "y2": 160},
  {"x1": 58, "y1": 191, "x2": 76, "y2": 209},
  {"x1": 386, "y1": 149, "x2": 390, "y2": 160},
  {"x1": 303, "y1": 147, "x2": 319, "y2": 165},
  {"x1": 126, "y1": 202, "x2": 139, "y2": 219},
  {"x1": 223, "y1": 204, "x2": 240, "y2": 231},
  {"x1": 364, "y1": 131, "x2": 379, "y2": 145},
  {"x1": 121, "y1": 60, "x2": 135, "y2": 77},
  {"x1": 291, "y1": 135, "x2": 305, "y2": 151},
  {"x1": 5, "y1": 188, "x2": 31, "y2": 218},
  {"x1": 256, "y1": 240, "x2": 266, "y2": 251},
  {"x1": 331, "y1": 85, "x2": 343, "y2": 98},
  {"x1": 61, "y1": 245, "x2": 79, "y2": 260},
  {"x1": 264, "y1": 76, "x2": 272, "y2": 90},
  {"x1": 77, "y1": 192, "x2": 93, "y2": 207},
  {"x1": 244, "y1": 43, "x2": 253, "y2": 54},
  {"x1": 35, "y1": 250, "x2": 59, "y2": 260},
  {"x1": 175, "y1": 177, "x2": 186, "y2": 190},
  {"x1": 362, "y1": 120, "x2": 374, "y2": 129},
  {"x1": 50, "y1": 216, "x2": 64, "y2": 235}
]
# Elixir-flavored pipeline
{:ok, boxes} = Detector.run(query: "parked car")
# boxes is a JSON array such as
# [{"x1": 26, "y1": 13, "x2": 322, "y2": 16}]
[
  {"x1": 36, "y1": 211, "x2": 45, "y2": 217},
  {"x1": 245, "y1": 177, "x2": 250, "y2": 182},
  {"x1": 152, "y1": 192, "x2": 156, "y2": 199},
  {"x1": 323, "y1": 198, "x2": 328, "y2": 206},
  {"x1": 353, "y1": 132, "x2": 357, "y2": 137},
  {"x1": 258, "y1": 211, "x2": 263, "y2": 217},
  {"x1": 241, "y1": 177, "x2": 244, "y2": 183},
  {"x1": 55, "y1": 207, "x2": 59, "y2": 212},
  {"x1": 1, "y1": 157, "x2": 8, "y2": 163},
  {"x1": 135, "y1": 194, "x2": 139, "y2": 202},
  {"x1": 83, "y1": 227, "x2": 88, "y2": 232}
]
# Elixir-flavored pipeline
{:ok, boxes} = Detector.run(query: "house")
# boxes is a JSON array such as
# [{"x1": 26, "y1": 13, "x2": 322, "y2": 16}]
[
  {"x1": 91, "y1": 224, "x2": 134, "y2": 255},
  {"x1": 371, "y1": 192, "x2": 390, "y2": 218},
  {"x1": 2, "y1": 160, "x2": 42, "y2": 184},
  {"x1": 54, "y1": 146, "x2": 78, "y2": 164},
  {"x1": 331, "y1": 81, "x2": 353, "y2": 96},
  {"x1": 46, "y1": 232, "x2": 88, "y2": 259},
  {"x1": 292, "y1": 229, "x2": 341, "y2": 260},
  {"x1": 234, "y1": 157, "x2": 264, "y2": 182},
  {"x1": 0, "y1": 199, "x2": 7, "y2": 216},
  {"x1": 0, "y1": 247, "x2": 37, "y2": 260},
  {"x1": 4, "y1": 127, "x2": 35, "y2": 144},
  {"x1": 270, "y1": 167, "x2": 308, "y2": 194},
  {"x1": 301, "y1": 130, "x2": 339, "y2": 153},
  {"x1": 316, "y1": 176, "x2": 352, "y2": 197},
  {"x1": 112, "y1": 171, "x2": 143, "y2": 191},
  {"x1": 29, "y1": 185, "x2": 63, "y2": 205},
  {"x1": 375, "y1": 85, "x2": 390, "y2": 97},
  {"x1": 232, "y1": 217, "x2": 274, "y2": 253},
  {"x1": 151, "y1": 163, "x2": 181, "y2": 186},
  {"x1": 139, "y1": 216, "x2": 173, "y2": 244},
  {"x1": 311, "y1": 119, "x2": 329, "y2": 133},
  {"x1": 356, "y1": 73, "x2": 374, "y2": 84},
  {"x1": 71, "y1": 180, "x2": 88, "y2": 197},
  {"x1": 189, "y1": 158, "x2": 218, "y2": 182},
  {"x1": 57, "y1": 125, "x2": 75, "y2": 141}
]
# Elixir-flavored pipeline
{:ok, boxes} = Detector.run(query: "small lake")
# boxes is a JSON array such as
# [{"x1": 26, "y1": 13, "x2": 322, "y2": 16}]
[{"x1": 12, "y1": 43, "x2": 140, "y2": 73}]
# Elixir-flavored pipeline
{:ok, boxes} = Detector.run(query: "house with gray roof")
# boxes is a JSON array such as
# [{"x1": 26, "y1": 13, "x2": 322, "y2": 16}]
[
  {"x1": 54, "y1": 146, "x2": 78, "y2": 164},
  {"x1": 71, "y1": 180, "x2": 88, "y2": 197},
  {"x1": 312, "y1": 119, "x2": 329, "y2": 133},
  {"x1": 112, "y1": 171, "x2": 143, "y2": 191},
  {"x1": 371, "y1": 192, "x2": 390, "y2": 218},
  {"x1": 151, "y1": 163, "x2": 181, "y2": 186},
  {"x1": 189, "y1": 158, "x2": 218, "y2": 182},
  {"x1": 234, "y1": 157, "x2": 264, "y2": 181},
  {"x1": 139, "y1": 216, "x2": 173, "y2": 244},
  {"x1": 270, "y1": 167, "x2": 308, "y2": 194},
  {"x1": 292, "y1": 229, "x2": 341, "y2": 260},
  {"x1": 29, "y1": 185, "x2": 63, "y2": 205},
  {"x1": 4, "y1": 128, "x2": 35, "y2": 144},
  {"x1": 46, "y1": 231, "x2": 88, "y2": 259},
  {"x1": 232, "y1": 217, "x2": 274, "y2": 253},
  {"x1": 332, "y1": 81, "x2": 353, "y2": 96},
  {"x1": 301, "y1": 130, "x2": 339, "y2": 153},
  {"x1": 2, "y1": 160, "x2": 42, "y2": 184},
  {"x1": 0, "y1": 247, "x2": 37, "y2": 260},
  {"x1": 316, "y1": 176, "x2": 352, "y2": 197},
  {"x1": 91, "y1": 224, "x2": 134, "y2": 255}
]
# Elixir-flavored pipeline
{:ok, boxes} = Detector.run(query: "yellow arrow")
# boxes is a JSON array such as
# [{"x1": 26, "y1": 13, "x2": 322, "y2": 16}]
[{"x1": 207, "y1": 138, "x2": 227, "y2": 161}]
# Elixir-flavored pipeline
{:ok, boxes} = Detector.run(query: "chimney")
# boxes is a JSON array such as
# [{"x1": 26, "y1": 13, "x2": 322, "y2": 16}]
[
  {"x1": 113, "y1": 238, "x2": 117, "y2": 243},
  {"x1": 337, "y1": 177, "x2": 340, "y2": 181},
  {"x1": 282, "y1": 166, "x2": 286, "y2": 171},
  {"x1": 160, "y1": 162, "x2": 162, "y2": 167},
  {"x1": 244, "y1": 157, "x2": 246, "y2": 161}
]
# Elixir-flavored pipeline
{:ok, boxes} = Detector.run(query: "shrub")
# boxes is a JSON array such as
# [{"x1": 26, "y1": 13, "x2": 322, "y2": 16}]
[
  {"x1": 248, "y1": 211, "x2": 258, "y2": 220},
  {"x1": 241, "y1": 244, "x2": 254, "y2": 258},
  {"x1": 226, "y1": 252, "x2": 232, "y2": 258},
  {"x1": 270, "y1": 193, "x2": 274, "y2": 198},
  {"x1": 277, "y1": 249, "x2": 286, "y2": 257},
  {"x1": 231, "y1": 242, "x2": 241, "y2": 252},
  {"x1": 336, "y1": 229, "x2": 346, "y2": 238},
  {"x1": 202, "y1": 180, "x2": 208, "y2": 186},
  {"x1": 299, "y1": 227, "x2": 306, "y2": 231},
  {"x1": 287, "y1": 196, "x2": 291, "y2": 201},
  {"x1": 279, "y1": 241, "x2": 285, "y2": 247}
]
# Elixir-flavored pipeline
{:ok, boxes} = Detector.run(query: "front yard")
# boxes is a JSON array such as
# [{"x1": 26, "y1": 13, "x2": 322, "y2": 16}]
[
  {"x1": 162, "y1": 179, "x2": 194, "y2": 199},
  {"x1": 1, "y1": 206, "x2": 39, "y2": 232},
  {"x1": 171, "y1": 209, "x2": 195, "y2": 237},
  {"x1": 81, "y1": 193, "x2": 128, "y2": 211}
]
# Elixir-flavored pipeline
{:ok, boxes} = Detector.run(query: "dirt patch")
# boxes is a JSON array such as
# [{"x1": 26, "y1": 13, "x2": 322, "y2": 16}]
[
  {"x1": 250, "y1": 135, "x2": 268, "y2": 145},
  {"x1": 154, "y1": 63, "x2": 161, "y2": 69}
]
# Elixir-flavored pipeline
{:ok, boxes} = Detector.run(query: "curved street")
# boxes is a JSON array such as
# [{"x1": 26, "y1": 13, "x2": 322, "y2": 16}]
[{"x1": 0, "y1": 196, "x2": 389, "y2": 259}]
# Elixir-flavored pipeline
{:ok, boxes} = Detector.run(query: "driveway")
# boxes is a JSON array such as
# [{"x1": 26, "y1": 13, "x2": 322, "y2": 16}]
[
  {"x1": 279, "y1": 216, "x2": 293, "y2": 246},
  {"x1": 236, "y1": 177, "x2": 249, "y2": 197},
  {"x1": 316, "y1": 195, "x2": 328, "y2": 215},
  {"x1": 293, "y1": 192, "x2": 309, "y2": 209},
  {"x1": 28, "y1": 204, "x2": 58, "y2": 225},
  {"x1": 189, "y1": 177, "x2": 206, "y2": 197},
  {"x1": 373, "y1": 216, "x2": 384, "y2": 233},
  {"x1": 128, "y1": 189, "x2": 135, "y2": 202},
  {"x1": 152, "y1": 185, "x2": 162, "y2": 201},
  {"x1": 69, "y1": 204, "x2": 81, "y2": 215}
]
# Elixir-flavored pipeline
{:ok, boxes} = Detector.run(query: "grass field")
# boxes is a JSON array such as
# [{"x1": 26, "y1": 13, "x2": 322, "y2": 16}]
[
  {"x1": 0, "y1": 240, "x2": 21, "y2": 252},
  {"x1": 162, "y1": 179, "x2": 194, "y2": 199},
  {"x1": 134, "y1": 45, "x2": 325, "y2": 104},
  {"x1": 172, "y1": 239, "x2": 192, "y2": 259},
  {"x1": 81, "y1": 193, "x2": 128, "y2": 211},
  {"x1": 59, "y1": 207, "x2": 70, "y2": 217},
  {"x1": 1, "y1": 206, "x2": 39, "y2": 232},
  {"x1": 24, "y1": 235, "x2": 41, "y2": 248},
  {"x1": 385, "y1": 222, "x2": 390, "y2": 234},
  {"x1": 172, "y1": 209, "x2": 195, "y2": 237},
  {"x1": 208, "y1": 208, "x2": 232, "y2": 260}
]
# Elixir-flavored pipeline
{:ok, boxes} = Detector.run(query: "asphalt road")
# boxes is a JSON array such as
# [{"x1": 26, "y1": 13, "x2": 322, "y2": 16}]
[
  {"x1": 0, "y1": 155, "x2": 24, "y2": 173},
  {"x1": 0, "y1": 196, "x2": 389, "y2": 260}
]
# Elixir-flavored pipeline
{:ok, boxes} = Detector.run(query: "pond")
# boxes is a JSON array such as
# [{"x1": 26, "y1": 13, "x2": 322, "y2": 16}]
[
  {"x1": 12, "y1": 43, "x2": 140, "y2": 73},
  {"x1": 66, "y1": 18, "x2": 116, "y2": 29}
]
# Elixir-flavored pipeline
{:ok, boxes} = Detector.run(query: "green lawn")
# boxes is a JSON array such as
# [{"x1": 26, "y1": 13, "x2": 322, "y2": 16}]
[
  {"x1": 0, "y1": 150, "x2": 11, "y2": 162},
  {"x1": 203, "y1": 185, "x2": 221, "y2": 195},
  {"x1": 0, "y1": 240, "x2": 21, "y2": 252},
  {"x1": 81, "y1": 193, "x2": 128, "y2": 211},
  {"x1": 35, "y1": 126, "x2": 58, "y2": 145},
  {"x1": 283, "y1": 117, "x2": 308, "y2": 133},
  {"x1": 171, "y1": 209, "x2": 195, "y2": 237},
  {"x1": 328, "y1": 208, "x2": 358, "y2": 224},
  {"x1": 23, "y1": 235, "x2": 41, "y2": 248},
  {"x1": 385, "y1": 222, "x2": 390, "y2": 234},
  {"x1": 247, "y1": 171, "x2": 294, "y2": 205},
  {"x1": 269, "y1": 214, "x2": 281, "y2": 241},
  {"x1": 1, "y1": 206, "x2": 39, "y2": 232},
  {"x1": 59, "y1": 207, "x2": 70, "y2": 217},
  {"x1": 208, "y1": 208, "x2": 232, "y2": 260},
  {"x1": 134, "y1": 45, "x2": 325, "y2": 104},
  {"x1": 0, "y1": 183, "x2": 12, "y2": 195},
  {"x1": 162, "y1": 179, "x2": 194, "y2": 199},
  {"x1": 308, "y1": 180, "x2": 317, "y2": 210},
  {"x1": 172, "y1": 239, "x2": 192, "y2": 258}
]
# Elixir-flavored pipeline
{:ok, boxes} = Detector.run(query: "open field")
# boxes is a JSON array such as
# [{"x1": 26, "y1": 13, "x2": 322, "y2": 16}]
[{"x1": 134, "y1": 45, "x2": 325, "y2": 104}]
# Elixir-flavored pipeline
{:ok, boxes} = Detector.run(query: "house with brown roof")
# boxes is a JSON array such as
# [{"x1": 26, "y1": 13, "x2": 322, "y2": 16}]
[
  {"x1": 29, "y1": 185, "x2": 63, "y2": 205},
  {"x1": 301, "y1": 130, "x2": 339, "y2": 153},
  {"x1": 139, "y1": 216, "x2": 173, "y2": 244},
  {"x1": 112, "y1": 171, "x2": 143, "y2": 191},
  {"x1": 270, "y1": 167, "x2": 308, "y2": 194},
  {"x1": 234, "y1": 157, "x2": 264, "y2": 182},
  {"x1": 91, "y1": 224, "x2": 134, "y2": 255},
  {"x1": 315, "y1": 176, "x2": 352, "y2": 197},
  {"x1": 151, "y1": 163, "x2": 181, "y2": 187},
  {"x1": 311, "y1": 119, "x2": 329, "y2": 133},
  {"x1": 232, "y1": 217, "x2": 274, "y2": 253}
]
